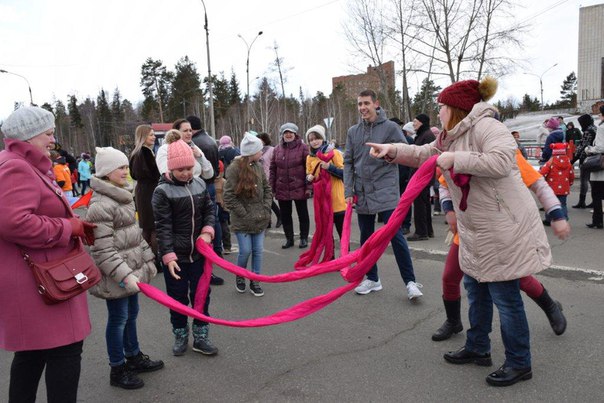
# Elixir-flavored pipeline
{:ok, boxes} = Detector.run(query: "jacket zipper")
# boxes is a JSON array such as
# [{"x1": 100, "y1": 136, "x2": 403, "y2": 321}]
[
  {"x1": 493, "y1": 187, "x2": 517, "y2": 224},
  {"x1": 186, "y1": 183, "x2": 195, "y2": 262}
]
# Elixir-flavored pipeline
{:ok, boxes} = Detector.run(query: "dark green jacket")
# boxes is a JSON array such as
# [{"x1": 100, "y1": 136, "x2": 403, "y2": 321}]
[{"x1": 224, "y1": 158, "x2": 273, "y2": 234}]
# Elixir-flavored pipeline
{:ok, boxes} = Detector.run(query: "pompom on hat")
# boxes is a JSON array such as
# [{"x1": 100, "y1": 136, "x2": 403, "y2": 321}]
[
  {"x1": 305, "y1": 125, "x2": 326, "y2": 142},
  {"x1": 240, "y1": 132, "x2": 263, "y2": 157},
  {"x1": 546, "y1": 117, "x2": 560, "y2": 130},
  {"x1": 1, "y1": 106, "x2": 55, "y2": 141},
  {"x1": 437, "y1": 76, "x2": 498, "y2": 112},
  {"x1": 167, "y1": 140, "x2": 195, "y2": 171},
  {"x1": 94, "y1": 147, "x2": 129, "y2": 178}
]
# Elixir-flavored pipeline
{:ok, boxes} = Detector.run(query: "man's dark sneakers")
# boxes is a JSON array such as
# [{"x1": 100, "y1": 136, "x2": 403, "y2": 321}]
[
  {"x1": 407, "y1": 233, "x2": 429, "y2": 241},
  {"x1": 126, "y1": 352, "x2": 164, "y2": 373},
  {"x1": 444, "y1": 347, "x2": 492, "y2": 366},
  {"x1": 486, "y1": 365, "x2": 532, "y2": 386}
]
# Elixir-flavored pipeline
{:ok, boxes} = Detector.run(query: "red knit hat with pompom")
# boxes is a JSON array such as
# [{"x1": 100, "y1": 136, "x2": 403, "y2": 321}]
[
  {"x1": 550, "y1": 142, "x2": 567, "y2": 156},
  {"x1": 437, "y1": 77, "x2": 498, "y2": 112}
]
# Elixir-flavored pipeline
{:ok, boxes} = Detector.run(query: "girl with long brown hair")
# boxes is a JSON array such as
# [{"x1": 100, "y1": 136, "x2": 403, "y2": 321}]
[{"x1": 223, "y1": 133, "x2": 273, "y2": 297}]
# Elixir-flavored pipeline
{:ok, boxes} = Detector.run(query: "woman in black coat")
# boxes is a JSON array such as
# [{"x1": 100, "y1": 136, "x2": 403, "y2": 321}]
[{"x1": 129, "y1": 125, "x2": 161, "y2": 265}]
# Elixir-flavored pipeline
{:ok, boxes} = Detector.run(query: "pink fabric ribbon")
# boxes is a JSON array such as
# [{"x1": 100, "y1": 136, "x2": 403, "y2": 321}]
[
  {"x1": 449, "y1": 168, "x2": 471, "y2": 211},
  {"x1": 295, "y1": 150, "x2": 335, "y2": 269},
  {"x1": 139, "y1": 155, "x2": 439, "y2": 327}
]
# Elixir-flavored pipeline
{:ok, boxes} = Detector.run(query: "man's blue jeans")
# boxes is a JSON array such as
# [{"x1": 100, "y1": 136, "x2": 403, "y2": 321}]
[
  {"x1": 357, "y1": 210, "x2": 415, "y2": 284},
  {"x1": 463, "y1": 275, "x2": 531, "y2": 368},
  {"x1": 106, "y1": 294, "x2": 140, "y2": 366},
  {"x1": 235, "y1": 231, "x2": 265, "y2": 274}
]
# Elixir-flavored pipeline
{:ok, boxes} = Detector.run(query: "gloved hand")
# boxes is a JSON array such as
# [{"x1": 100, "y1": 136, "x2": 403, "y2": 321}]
[
  {"x1": 82, "y1": 221, "x2": 97, "y2": 245},
  {"x1": 121, "y1": 274, "x2": 140, "y2": 294},
  {"x1": 69, "y1": 218, "x2": 97, "y2": 245}
]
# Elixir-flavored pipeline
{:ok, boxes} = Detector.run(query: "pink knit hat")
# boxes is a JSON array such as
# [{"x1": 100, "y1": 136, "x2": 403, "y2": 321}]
[
  {"x1": 219, "y1": 135, "x2": 232, "y2": 146},
  {"x1": 167, "y1": 140, "x2": 195, "y2": 171},
  {"x1": 546, "y1": 117, "x2": 560, "y2": 130}
]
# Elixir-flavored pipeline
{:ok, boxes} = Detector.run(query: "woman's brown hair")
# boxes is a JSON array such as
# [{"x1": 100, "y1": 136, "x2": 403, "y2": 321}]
[
  {"x1": 234, "y1": 157, "x2": 259, "y2": 199},
  {"x1": 444, "y1": 106, "x2": 470, "y2": 131},
  {"x1": 172, "y1": 118, "x2": 189, "y2": 130}
]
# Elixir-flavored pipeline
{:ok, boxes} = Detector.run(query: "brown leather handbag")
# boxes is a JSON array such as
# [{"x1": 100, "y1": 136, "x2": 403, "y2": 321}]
[{"x1": 21, "y1": 241, "x2": 101, "y2": 305}]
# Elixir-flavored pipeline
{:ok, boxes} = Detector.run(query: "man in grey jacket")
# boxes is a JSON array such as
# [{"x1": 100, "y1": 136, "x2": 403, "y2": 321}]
[{"x1": 344, "y1": 89, "x2": 423, "y2": 300}]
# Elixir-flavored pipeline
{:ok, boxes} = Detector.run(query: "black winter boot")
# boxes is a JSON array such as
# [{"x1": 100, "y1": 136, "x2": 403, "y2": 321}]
[
  {"x1": 572, "y1": 194, "x2": 586, "y2": 209},
  {"x1": 126, "y1": 351, "x2": 164, "y2": 373},
  {"x1": 531, "y1": 288, "x2": 567, "y2": 335},
  {"x1": 110, "y1": 363, "x2": 144, "y2": 389},
  {"x1": 432, "y1": 297, "x2": 464, "y2": 341}
]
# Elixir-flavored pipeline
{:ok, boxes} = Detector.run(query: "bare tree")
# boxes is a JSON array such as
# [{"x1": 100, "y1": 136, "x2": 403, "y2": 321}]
[
  {"x1": 411, "y1": 0, "x2": 524, "y2": 83},
  {"x1": 343, "y1": 0, "x2": 395, "y2": 113}
]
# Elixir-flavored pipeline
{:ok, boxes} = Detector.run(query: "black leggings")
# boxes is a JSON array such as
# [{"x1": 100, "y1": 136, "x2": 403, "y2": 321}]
[
  {"x1": 9, "y1": 340, "x2": 83, "y2": 403},
  {"x1": 278, "y1": 199, "x2": 310, "y2": 240}
]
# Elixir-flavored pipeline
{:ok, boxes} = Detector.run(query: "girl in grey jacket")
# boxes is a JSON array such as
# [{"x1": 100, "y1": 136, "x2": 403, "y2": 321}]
[{"x1": 86, "y1": 147, "x2": 164, "y2": 390}]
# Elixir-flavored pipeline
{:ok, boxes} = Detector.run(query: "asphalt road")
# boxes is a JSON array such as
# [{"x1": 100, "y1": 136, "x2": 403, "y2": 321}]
[{"x1": 1, "y1": 185, "x2": 603, "y2": 402}]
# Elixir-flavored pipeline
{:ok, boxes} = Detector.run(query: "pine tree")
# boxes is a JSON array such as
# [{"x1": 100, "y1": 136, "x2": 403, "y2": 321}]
[
  {"x1": 96, "y1": 89, "x2": 113, "y2": 147},
  {"x1": 228, "y1": 70, "x2": 241, "y2": 106},
  {"x1": 140, "y1": 58, "x2": 173, "y2": 122},
  {"x1": 559, "y1": 72, "x2": 577, "y2": 108},
  {"x1": 68, "y1": 95, "x2": 83, "y2": 129},
  {"x1": 412, "y1": 78, "x2": 441, "y2": 121}
]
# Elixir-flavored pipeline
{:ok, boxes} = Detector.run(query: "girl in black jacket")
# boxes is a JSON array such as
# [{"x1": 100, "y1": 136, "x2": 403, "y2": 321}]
[{"x1": 152, "y1": 137, "x2": 217, "y2": 357}]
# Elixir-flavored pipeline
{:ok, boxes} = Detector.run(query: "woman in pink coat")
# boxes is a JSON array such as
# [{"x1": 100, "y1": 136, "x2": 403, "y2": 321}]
[{"x1": 0, "y1": 107, "x2": 93, "y2": 403}]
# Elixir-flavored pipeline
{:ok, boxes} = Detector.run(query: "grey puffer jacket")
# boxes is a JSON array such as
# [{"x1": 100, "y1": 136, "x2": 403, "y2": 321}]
[
  {"x1": 344, "y1": 107, "x2": 405, "y2": 214},
  {"x1": 86, "y1": 177, "x2": 156, "y2": 299},
  {"x1": 391, "y1": 102, "x2": 552, "y2": 282},
  {"x1": 224, "y1": 158, "x2": 273, "y2": 234}
]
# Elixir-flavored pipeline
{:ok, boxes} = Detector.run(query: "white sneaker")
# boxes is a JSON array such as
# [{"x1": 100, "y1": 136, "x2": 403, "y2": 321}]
[
  {"x1": 406, "y1": 281, "x2": 423, "y2": 300},
  {"x1": 355, "y1": 279, "x2": 383, "y2": 295}
]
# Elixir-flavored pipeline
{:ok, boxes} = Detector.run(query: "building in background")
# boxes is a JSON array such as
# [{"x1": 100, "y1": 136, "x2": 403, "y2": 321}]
[
  {"x1": 578, "y1": 3, "x2": 604, "y2": 112},
  {"x1": 332, "y1": 61, "x2": 395, "y2": 101}
]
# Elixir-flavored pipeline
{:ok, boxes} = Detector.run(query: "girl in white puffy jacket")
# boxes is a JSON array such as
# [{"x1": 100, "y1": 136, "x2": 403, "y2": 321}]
[{"x1": 86, "y1": 147, "x2": 164, "y2": 390}]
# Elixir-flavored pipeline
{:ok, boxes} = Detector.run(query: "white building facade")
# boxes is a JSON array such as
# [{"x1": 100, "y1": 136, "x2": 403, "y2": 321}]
[{"x1": 578, "y1": 3, "x2": 604, "y2": 112}]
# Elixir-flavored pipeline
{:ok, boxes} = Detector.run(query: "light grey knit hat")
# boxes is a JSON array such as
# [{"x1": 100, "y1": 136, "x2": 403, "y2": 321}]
[
  {"x1": 1, "y1": 106, "x2": 55, "y2": 141},
  {"x1": 279, "y1": 122, "x2": 299, "y2": 137},
  {"x1": 94, "y1": 147, "x2": 129, "y2": 178},
  {"x1": 305, "y1": 124, "x2": 326, "y2": 142},
  {"x1": 240, "y1": 132, "x2": 263, "y2": 157}
]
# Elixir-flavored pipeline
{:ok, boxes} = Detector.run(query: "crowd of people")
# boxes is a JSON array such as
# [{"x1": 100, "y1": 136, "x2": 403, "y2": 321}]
[{"x1": 1, "y1": 78, "x2": 602, "y2": 400}]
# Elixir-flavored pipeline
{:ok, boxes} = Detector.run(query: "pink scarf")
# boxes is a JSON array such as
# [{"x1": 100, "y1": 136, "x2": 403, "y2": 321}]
[
  {"x1": 139, "y1": 155, "x2": 439, "y2": 327},
  {"x1": 295, "y1": 150, "x2": 335, "y2": 269}
]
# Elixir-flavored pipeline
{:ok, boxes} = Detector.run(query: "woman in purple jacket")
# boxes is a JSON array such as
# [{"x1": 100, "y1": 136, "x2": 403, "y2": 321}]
[
  {"x1": 270, "y1": 123, "x2": 312, "y2": 248},
  {"x1": 0, "y1": 107, "x2": 93, "y2": 403}
]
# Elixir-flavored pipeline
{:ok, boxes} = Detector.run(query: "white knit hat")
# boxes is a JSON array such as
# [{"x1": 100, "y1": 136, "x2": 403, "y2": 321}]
[
  {"x1": 240, "y1": 132, "x2": 263, "y2": 157},
  {"x1": 305, "y1": 125, "x2": 326, "y2": 142},
  {"x1": 402, "y1": 122, "x2": 415, "y2": 135},
  {"x1": 94, "y1": 147, "x2": 129, "y2": 178},
  {"x1": 1, "y1": 106, "x2": 55, "y2": 141}
]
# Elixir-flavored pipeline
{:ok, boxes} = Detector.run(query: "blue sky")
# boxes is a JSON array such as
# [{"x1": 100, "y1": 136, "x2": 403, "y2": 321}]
[{"x1": 0, "y1": 0, "x2": 597, "y2": 121}]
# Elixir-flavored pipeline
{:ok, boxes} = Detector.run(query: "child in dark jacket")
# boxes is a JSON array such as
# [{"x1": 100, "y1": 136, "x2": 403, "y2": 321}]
[
  {"x1": 152, "y1": 138, "x2": 217, "y2": 357},
  {"x1": 540, "y1": 142, "x2": 575, "y2": 224}
]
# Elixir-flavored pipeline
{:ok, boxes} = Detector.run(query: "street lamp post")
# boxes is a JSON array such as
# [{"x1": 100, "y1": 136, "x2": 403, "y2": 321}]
[
  {"x1": 237, "y1": 31, "x2": 263, "y2": 129},
  {"x1": 200, "y1": 0, "x2": 216, "y2": 139},
  {"x1": 0, "y1": 69, "x2": 34, "y2": 106},
  {"x1": 524, "y1": 63, "x2": 558, "y2": 110}
]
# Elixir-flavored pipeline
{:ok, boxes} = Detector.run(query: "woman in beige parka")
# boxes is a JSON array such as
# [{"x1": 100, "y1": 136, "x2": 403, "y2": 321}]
[{"x1": 367, "y1": 77, "x2": 566, "y2": 387}]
